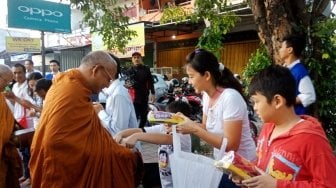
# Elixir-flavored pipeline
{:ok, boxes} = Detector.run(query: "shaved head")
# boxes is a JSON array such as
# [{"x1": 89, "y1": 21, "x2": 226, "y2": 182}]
[
  {"x1": 79, "y1": 51, "x2": 118, "y2": 94},
  {"x1": 81, "y1": 51, "x2": 117, "y2": 67},
  {"x1": 0, "y1": 64, "x2": 14, "y2": 90}
]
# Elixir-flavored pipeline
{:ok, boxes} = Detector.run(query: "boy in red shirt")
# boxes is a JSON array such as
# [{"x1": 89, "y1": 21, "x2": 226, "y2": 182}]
[{"x1": 233, "y1": 65, "x2": 336, "y2": 187}]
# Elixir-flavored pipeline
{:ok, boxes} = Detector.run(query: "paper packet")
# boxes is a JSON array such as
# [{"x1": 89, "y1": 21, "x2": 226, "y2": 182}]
[
  {"x1": 214, "y1": 151, "x2": 259, "y2": 180},
  {"x1": 147, "y1": 111, "x2": 185, "y2": 124}
]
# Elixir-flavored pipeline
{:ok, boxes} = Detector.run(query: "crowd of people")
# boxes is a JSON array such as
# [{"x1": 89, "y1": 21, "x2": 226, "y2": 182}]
[{"x1": 0, "y1": 34, "x2": 335, "y2": 188}]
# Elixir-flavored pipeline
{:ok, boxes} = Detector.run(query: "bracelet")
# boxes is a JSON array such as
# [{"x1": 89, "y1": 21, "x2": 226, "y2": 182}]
[{"x1": 141, "y1": 127, "x2": 146, "y2": 133}]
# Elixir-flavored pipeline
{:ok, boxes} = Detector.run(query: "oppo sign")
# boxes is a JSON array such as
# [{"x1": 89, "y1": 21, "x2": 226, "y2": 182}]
[
  {"x1": 8, "y1": 0, "x2": 71, "y2": 33},
  {"x1": 18, "y1": 6, "x2": 63, "y2": 17}
]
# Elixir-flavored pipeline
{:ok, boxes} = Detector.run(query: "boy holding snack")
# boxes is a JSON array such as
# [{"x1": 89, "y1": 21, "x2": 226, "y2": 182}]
[
  {"x1": 231, "y1": 65, "x2": 336, "y2": 187},
  {"x1": 114, "y1": 101, "x2": 192, "y2": 188}
]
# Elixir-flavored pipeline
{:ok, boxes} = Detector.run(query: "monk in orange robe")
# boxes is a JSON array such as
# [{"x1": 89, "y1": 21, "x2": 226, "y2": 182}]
[
  {"x1": 0, "y1": 64, "x2": 22, "y2": 187},
  {"x1": 30, "y1": 51, "x2": 142, "y2": 187}
]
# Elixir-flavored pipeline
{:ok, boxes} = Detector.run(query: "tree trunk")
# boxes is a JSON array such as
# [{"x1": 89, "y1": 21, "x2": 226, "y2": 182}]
[
  {"x1": 250, "y1": 0, "x2": 307, "y2": 64},
  {"x1": 250, "y1": 0, "x2": 331, "y2": 64}
]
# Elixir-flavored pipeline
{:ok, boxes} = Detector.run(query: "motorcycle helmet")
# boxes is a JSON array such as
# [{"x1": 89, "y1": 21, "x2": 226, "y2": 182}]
[
  {"x1": 181, "y1": 77, "x2": 189, "y2": 84},
  {"x1": 170, "y1": 78, "x2": 179, "y2": 87}
]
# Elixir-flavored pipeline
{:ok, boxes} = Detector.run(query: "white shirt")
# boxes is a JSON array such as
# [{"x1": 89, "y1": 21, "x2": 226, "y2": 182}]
[
  {"x1": 12, "y1": 81, "x2": 34, "y2": 128},
  {"x1": 31, "y1": 95, "x2": 43, "y2": 129},
  {"x1": 203, "y1": 88, "x2": 256, "y2": 161},
  {"x1": 287, "y1": 60, "x2": 316, "y2": 107},
  {"x1": 145, "y1": 124, "x2": 191, "y2": 188},
  {"x1": 98, "y1": 79, "x2": 138, "y2": 136},
  {"x1": 26, "y1": 69, "x2": 42, "y2": 78}
]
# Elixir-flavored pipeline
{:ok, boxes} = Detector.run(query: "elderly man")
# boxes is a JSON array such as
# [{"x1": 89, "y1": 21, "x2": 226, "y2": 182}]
[
  {"x1": 29, "y1": 51, "x2": 142, "y2": 188},
  {"x1": 0, "y1": 64, "x2": 22, "y2": 187},
  {"x1": 94, "y1": 54, "x2": 138, "y2": 136}
]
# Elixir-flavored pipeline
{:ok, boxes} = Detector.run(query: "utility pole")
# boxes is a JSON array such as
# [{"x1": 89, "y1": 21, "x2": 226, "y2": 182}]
[{"x1": 41, "y1": 31, "x2": 46, "y2": 76}]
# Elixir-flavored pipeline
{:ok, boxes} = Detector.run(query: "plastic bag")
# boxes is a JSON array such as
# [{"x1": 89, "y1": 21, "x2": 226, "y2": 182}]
[
  {"x1": 128, "y1": 87, "x2": 135, "y2": 102},
  {"x1": 169, "y1": 126, "x2": 223, "y2": 188},
  {"x1": 18, "y1": 109, "x2": 28, "y2": 129}
]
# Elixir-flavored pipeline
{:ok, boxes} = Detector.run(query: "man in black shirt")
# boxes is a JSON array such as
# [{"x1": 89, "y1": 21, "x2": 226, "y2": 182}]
[{"x1": 126, "y1": 52, "x2": 155, "y2": 128}]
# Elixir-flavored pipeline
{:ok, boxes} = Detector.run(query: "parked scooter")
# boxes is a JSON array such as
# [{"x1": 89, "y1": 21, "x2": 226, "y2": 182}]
[{"x1": 148, "y1": 77, "x2": 203, "y2": 122}]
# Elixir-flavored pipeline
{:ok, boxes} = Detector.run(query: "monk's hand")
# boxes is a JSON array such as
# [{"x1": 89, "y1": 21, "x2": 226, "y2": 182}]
[
  {"x1": 21, "y1": 99, "x2": 33, "y2": 108},
  {"x1": 175, "y1": 112, "x2": 198, "y2": 134},
  {"x1": 121, "y1": 135, "x2": 139, "y2": 149},
  {"x1": 93, "y1": 102, "x2": 103, "y2": 113},
  {"x1": 114, "y1": 132, "x2": 124, "y2": 144},
  {"x1": 241, "y1": 167, "x2": 276, "y2": 188},
  {"x1": 3, "y1": 90, "x2": 15, "y2": 100}
]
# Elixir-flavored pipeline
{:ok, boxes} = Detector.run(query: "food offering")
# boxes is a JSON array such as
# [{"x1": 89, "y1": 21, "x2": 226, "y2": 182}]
[
  {"x1": 148, "y1": 111, "x2": 185, "y2": 124},
  {"x1": 214, "y1": 151, "x2": 259, "y2": 180}
]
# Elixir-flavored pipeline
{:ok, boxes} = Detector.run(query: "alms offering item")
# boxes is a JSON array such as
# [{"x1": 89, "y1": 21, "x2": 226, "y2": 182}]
[
  {"x1": 214, "y1": 151, "x2": 259, "y2": 179},
  {"x1": 148, "y1": 111, "x2": 185, "y2": 124}
]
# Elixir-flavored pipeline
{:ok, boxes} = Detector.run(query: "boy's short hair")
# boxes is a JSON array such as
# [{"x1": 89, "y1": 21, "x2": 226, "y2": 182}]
[
  {"x1": 14, "y1": 63, "x2": 26, "y2": 73},
  {"x1": 35, "y1": 78, "x2": 52, "y2": 92},
  {"x1": 166, "y1": 101, "x2": 192, "y2": 118},
  {"x1": 282, "y1": 34, "x2": 305, "y2": 57},
  {"x1": 248, "y1": 64, "x2": 296, "y2": 106},
  {"x1": 25, "y1": 59, "x2": 34, "y2": 65},
  {"x1": 49, "y1": 60, "x2": 60, "y2": 66}
]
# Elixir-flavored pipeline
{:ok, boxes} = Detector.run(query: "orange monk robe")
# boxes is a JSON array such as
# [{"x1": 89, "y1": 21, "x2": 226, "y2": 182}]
[
  {"x1": 0, "y1": 93, "x2": 19, "y2": 187},
  {"x1": 30, "y1": 69, "x2": 141, "y2": 188}
]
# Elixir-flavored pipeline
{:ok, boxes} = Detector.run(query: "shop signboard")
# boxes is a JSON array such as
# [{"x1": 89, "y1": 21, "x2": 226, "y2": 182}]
[
  {"x1": 7, "y1": 0, "x2": 71, "y2": 33},
  {"x1": 92, "y1": 22, "x2": 145, "y2": 58},
  {"x1": 6, "y1": 37, "x2": 41, "y2": 53}
]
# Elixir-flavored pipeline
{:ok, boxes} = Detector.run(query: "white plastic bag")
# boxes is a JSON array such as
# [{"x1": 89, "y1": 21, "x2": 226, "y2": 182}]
[{"x1": 169, "y1": 126, "x2": 223, "y2": 188}]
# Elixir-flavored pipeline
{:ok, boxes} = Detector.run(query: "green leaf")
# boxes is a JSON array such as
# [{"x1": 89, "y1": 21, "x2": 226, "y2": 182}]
[{"x1": 322, "y1": 53, "x2": 330, "y2": 59}]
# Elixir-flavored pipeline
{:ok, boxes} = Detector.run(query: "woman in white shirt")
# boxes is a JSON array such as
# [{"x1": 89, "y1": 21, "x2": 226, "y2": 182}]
[{"x1": 177, "y1": 49, "x2": 256, "y2": 188}]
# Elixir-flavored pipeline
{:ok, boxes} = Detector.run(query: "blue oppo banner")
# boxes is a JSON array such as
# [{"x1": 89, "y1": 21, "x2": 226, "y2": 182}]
[{"x1": 8, "y1": 0, "x2": 71, "y2": 33}]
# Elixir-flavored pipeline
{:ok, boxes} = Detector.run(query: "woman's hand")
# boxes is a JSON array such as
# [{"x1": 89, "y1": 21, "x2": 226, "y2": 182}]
[
  {"x1": 241, "y1": 167, "x2": 276, "y2": 188},
  {"x1": 175, "y1": 112, "x2": 199, "y2": 134}
]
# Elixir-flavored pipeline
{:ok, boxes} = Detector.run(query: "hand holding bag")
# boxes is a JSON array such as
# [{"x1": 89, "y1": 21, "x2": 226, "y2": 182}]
[
  {"x1": 169, "y1": 125, "x2": 223, "y2": 188},
  {"x1": 18, "y1": 108, "x2": 28, "y2": 129}
]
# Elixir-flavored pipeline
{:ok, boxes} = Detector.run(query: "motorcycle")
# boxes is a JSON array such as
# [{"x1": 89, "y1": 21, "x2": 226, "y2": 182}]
[{"x1": 148, "y1": 78, "x2": 203, "y2": 122}]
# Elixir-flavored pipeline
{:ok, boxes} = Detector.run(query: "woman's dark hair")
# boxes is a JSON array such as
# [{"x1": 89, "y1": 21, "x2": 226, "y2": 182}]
[
  {"x1": 185, "y1": 48, "x2": 245, "y2": 100},
  {"x1": 27, "y1": 72, "x2": 43, "y2": 81},
  {"x1": 27, "y1": 72, "x2": 43, "y2": 97},
  {"x1": 35, "y1": 79, "x2": 52, "y2": 93}
]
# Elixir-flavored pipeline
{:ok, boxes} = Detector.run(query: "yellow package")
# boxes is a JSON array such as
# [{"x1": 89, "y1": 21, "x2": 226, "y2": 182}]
[
  {"x1": 214, "y1": 151, "x2": 259, "y2": 180},
  {"x1": 147, "y1": 111, "x2": 185, "y2": 124}
]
